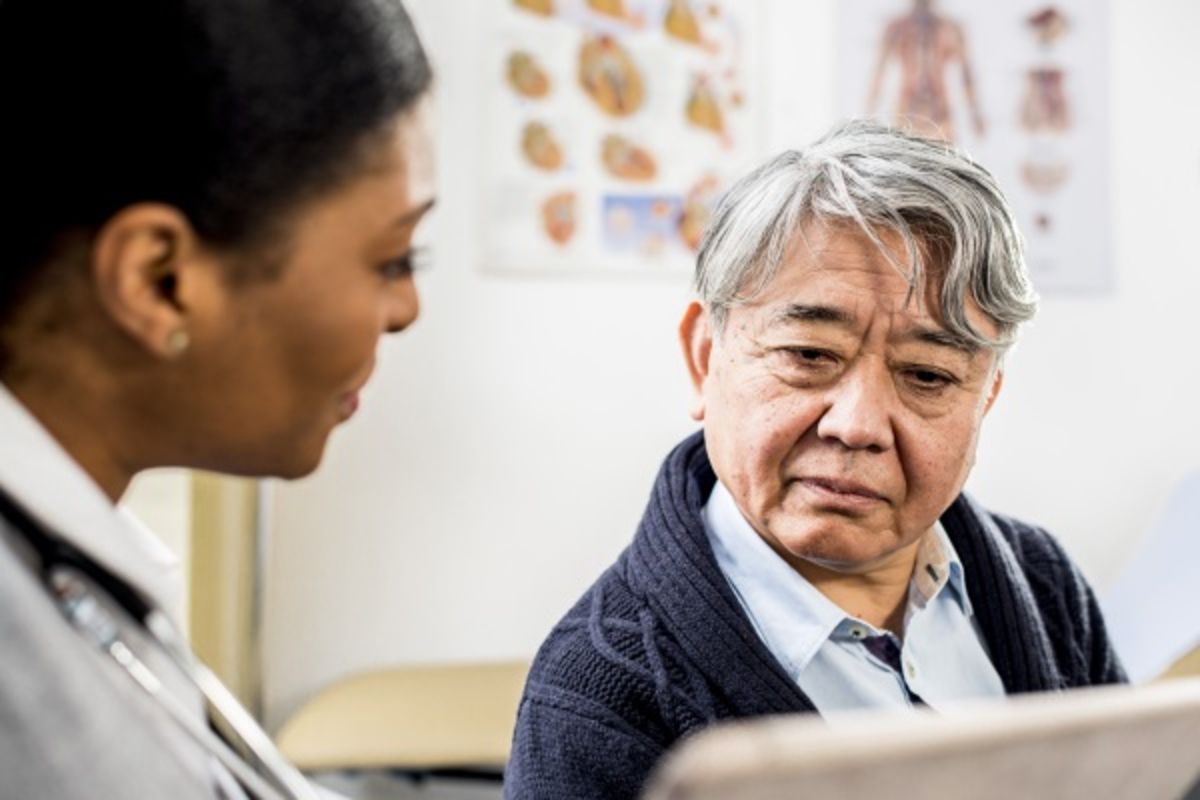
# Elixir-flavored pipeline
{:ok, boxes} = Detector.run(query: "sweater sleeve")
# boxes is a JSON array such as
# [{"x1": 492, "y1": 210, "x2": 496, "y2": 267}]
[
  {"x1": 504, "y1": 685, "x2": 665, "y2": 800},
  {"x1": 1066, "y1": 549, "x2": 1128, "y2": 685},
  {"x1": 504, "y1": 567, "x2": 702, "y2": 799}
]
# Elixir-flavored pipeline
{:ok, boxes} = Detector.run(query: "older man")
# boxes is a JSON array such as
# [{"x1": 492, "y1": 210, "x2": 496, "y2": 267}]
[{"x1": 504, "y1": 122, "x2": 1125, "y2": 800}]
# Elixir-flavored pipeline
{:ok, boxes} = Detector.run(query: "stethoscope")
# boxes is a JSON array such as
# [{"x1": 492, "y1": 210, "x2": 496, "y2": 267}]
[{"x1": 0, "y1": 489, "x2": 321, "y2": 800}]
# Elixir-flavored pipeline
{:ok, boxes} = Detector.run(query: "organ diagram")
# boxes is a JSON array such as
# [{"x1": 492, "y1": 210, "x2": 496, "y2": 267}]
[
  {"x1": 507, "y1": 51, "x2": 552, "y2": 98},
  {"x1": 485, "y1": 0, "x2": 761, "y2": 273},
  {"x1": 578, "y1": 34, "x2": 645, "y2": 117},
  {"x1": 866, "y1": 0, "x2": 985, "y2": 142},
  {"x1": 840, "y1": 0, "x2": 1112, "y2": 294},
  {"x1": 521, "y1": 121, "x2": 565, "y2": 171},
  {"x1": 1018, "y1": 7, "x2": 1073, "y2": 209}
]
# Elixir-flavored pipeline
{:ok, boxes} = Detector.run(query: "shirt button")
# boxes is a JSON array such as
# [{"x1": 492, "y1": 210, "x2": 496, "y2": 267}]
[
  {"x1": 905, "y1": 660, "x2": 917, "y2": 680},
  {"x1": 848, "y1": 624, "x2": 868, "y2": 639}
]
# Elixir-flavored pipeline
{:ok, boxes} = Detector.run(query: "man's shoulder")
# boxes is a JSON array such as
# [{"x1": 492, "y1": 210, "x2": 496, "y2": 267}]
[
  {"x1": 955, "y1": 494, "x2": 1098, "y2": 621},
  {"x1": 959, "y1": 494, "x2": 1127, "y2": 686},
  {"x1": 526, "y1": 559, "x2": 654, "y2": 695},
  {"x1": 955, "y1": 495, "x2": 1071, "y2": 566},
  {"x1": 520, "y1": 555, "x2": 705, "y2": 745},
  {"x1": 506, "y1": 558, "x2": 683, "y2": 800}
]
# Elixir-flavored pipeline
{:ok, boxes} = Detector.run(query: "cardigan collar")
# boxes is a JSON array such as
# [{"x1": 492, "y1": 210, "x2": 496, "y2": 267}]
[
  {"x1": 626, "y1": 431, "x2": 814, "y2": 717},
  {"x1": 625, "y1": 431, "x2": 1064, "y2": 717},
  {"x1": 942, "y1": 495, "x2": 1065, "y2": 693}
]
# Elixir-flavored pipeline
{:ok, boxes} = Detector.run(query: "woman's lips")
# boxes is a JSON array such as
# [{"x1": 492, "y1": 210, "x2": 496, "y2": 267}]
[
  {"x1": 338, "y1": 364, "x2": 374, "y2": 421},
  {"x1": 337, "y1": 391, "x2": 360, "y2": 420}
]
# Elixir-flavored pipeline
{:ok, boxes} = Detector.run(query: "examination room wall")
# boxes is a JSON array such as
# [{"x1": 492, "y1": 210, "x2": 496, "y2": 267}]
[{"x1": 260, "y1": 0, "x2": 1200, "y2": 730}]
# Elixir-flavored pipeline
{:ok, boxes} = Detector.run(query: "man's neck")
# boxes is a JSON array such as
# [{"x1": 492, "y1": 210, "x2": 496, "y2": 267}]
[{"x1": 792, "y1": 539, "x2": 923, "y2": 637}]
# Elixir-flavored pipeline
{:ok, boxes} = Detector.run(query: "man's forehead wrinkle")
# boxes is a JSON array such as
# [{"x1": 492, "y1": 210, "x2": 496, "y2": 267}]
[
  {"x1": 747, "y1": 222, "x2": 997, "y2": 350},
  {"x1": 766, "y1": 277, "x2": 913, "y2": 328},
  {"x1": 792, "y1": 231, "x2": 916, "y2": 294},
  {"x1": 791, "y1": 215, "x2": 827, "y2": 260}
]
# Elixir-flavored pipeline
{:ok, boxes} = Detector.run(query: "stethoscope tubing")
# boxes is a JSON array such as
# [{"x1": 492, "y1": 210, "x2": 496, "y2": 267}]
[
  {"x1": 54, "y1": 566, "x2": 317, "y2": 800},
  {"x1": 1, "y1": 487, "x2": 320, "y2": 800}
]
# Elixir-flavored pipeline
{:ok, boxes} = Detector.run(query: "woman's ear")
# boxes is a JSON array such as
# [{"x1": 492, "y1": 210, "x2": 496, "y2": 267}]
[
  {"x1": 679, "y1": 301, "x2": 713, "y2": 421},
  {"x1": 90, "y1": 204, "x2": 202, "y2": 359}
]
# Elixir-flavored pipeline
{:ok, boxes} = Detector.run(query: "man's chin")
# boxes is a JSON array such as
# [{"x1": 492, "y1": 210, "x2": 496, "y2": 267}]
[{"x1": 767, "y1": 521, "x2": 906, "y2": 576}]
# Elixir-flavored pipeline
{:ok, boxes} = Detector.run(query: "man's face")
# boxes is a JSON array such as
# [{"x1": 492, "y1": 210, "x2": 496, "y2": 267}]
[{"x1": 681, "y1": 220, "x2": 1002, "y2": 575}]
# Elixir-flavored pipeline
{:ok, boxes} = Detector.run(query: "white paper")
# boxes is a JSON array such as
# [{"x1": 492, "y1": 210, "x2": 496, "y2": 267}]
[{"x1": 1103, "y1": 471, "x2": 1200, "y2": 682}]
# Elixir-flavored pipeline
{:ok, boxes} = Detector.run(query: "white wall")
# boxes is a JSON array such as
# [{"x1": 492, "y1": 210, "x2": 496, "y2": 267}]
[{"x1": 261, "y1": 0, "x2": 1200, "y2": 729}]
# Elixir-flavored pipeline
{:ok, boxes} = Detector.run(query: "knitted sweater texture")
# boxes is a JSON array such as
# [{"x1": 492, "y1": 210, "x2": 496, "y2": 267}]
[{"x1": 504, "y1": 432, "x2": 1126, "y2": 799}]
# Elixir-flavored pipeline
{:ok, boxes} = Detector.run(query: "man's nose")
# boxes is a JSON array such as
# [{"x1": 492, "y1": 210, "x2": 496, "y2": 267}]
[
  {"x1": 815, "y1": 364, "x2": 896, "y2": 452},
  {"x1": 384, "y1": 276, "x2": 420, "y2": 334}
]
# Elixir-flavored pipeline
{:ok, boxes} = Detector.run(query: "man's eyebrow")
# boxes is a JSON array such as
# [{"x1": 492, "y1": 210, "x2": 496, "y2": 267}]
[
  {"x1": 772, "y1": 304, "x2": 983, "y2": 354},
  {"x1": 772, "y1": 303, "x2": 855, "y2": 328},
  {"x1": 905, "y1": 326, "x2": 981, "y2": 355}
]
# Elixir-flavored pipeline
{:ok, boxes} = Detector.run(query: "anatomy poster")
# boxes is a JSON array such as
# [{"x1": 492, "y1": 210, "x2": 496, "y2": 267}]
[
  {"x1": 838, "y1": 1, "x2": 1112, "y2": 294},
  {"x1": 484, "y1": 0, "x2": 764, "y2": 275}
]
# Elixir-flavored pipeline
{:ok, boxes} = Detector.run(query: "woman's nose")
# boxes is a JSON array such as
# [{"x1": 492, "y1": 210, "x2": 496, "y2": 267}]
[{"x1": 384, "y1": 276, "x2": 420, "y2": 334}]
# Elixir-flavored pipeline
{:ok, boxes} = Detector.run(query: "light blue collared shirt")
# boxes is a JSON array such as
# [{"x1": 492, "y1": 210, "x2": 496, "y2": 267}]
[{"x1": 704, "y1": 480, "x2": 1005, "y2": 716}]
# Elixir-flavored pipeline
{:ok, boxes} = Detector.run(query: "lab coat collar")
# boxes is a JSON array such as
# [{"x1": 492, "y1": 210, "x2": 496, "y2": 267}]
[{"x1": 0, "y1": 383, "x2": 182, "y2": 617}]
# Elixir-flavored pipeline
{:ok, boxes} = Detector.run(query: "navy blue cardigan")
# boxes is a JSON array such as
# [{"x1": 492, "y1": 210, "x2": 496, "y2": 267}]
[{"x1": 504, "y1": 432, "x2": 1126, "y2": 799}]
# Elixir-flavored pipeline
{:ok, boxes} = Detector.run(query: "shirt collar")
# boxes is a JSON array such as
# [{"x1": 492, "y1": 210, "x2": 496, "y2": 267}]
[
  {"x1": 0, "y1": 384, "x2": 181, "y2": 616},
  {"x1": 704, "y1": 480, "x2": 848, "y2": 671},
  {"x1": 704, "y1": 480, "x2": 975, "y2": 671},
  {"x1": 913, "y1": 520, "x2": 973, "y2": 618}
]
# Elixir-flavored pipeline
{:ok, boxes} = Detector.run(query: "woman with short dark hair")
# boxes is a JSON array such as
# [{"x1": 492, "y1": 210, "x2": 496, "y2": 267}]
[{"x1": 0, "y1": 1, "x2": 435, "y2": 797}]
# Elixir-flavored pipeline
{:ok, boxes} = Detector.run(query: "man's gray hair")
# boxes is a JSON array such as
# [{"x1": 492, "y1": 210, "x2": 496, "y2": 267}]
[{"x1": 695, "y1": 120, "x2": 1038, "y2": 349}]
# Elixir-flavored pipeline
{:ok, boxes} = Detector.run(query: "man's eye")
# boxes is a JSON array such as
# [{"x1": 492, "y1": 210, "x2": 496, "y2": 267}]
[
  {"x1": 787, "y1": 347, "x2": 835, "y2": 365},
  {"x1": 904, "y1": 368, "x2": 955, "y2": 390},
  {"x1": 778, "y1": 348, "x2": 841, "y2": 377}
]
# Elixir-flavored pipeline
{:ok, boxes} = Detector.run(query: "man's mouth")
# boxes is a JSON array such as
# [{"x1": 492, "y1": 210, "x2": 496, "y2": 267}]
[{"x1": 796, "y1": 476, "x2": 888, "y2": 508}]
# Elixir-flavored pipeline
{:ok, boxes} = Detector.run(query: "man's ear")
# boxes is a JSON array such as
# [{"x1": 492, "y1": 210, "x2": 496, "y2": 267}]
[
  {"x1": 90, "y1": 204, "x2": 202, "y2": 360},
  {"x1": 679, "y1": 301, "x2": 713, "y2": 421},
  {"x1": 983, "y1": 367, "x2": 1004, "y2": 415}
]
